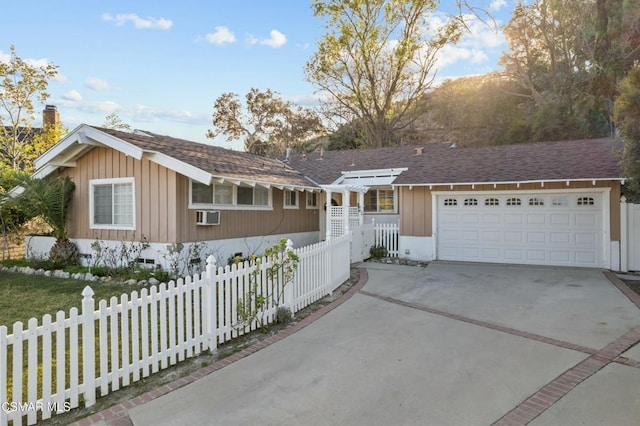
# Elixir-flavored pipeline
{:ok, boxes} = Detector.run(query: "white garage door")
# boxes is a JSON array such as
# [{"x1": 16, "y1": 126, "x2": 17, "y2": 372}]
[{"x1": 436, "y1": 192, "x2": 604, "y2": 267}]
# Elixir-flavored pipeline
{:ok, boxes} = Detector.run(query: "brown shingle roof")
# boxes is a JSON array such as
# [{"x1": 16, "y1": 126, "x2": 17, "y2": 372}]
[
  {"x1": 93, "y1": 126, "x2": 317, "y2": 188},
  {"x1": 285, "y1": 138, "x2": 624, "y2": 185}
]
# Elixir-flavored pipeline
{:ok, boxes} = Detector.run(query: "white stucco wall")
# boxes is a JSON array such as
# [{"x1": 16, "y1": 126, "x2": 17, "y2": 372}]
[{"x1": 398, "y1": 236, "x2": 434, "y2": 262}]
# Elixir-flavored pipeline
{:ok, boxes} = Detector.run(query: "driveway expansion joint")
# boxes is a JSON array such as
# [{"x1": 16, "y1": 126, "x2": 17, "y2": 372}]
[
  {"x1": 493, "y1": 326, "x2": 640, "y2": 425},
  {"x1": 358, "y1": 289, "x2": 640, "y2": 425},
  {"x1": 358, "y1": 290, "x2": 597, "y2": 354}
]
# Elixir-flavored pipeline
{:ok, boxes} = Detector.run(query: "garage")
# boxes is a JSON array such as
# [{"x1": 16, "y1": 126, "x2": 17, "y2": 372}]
[{"x1": 436, "y1": 191, "x2": 606, "y2": 267}]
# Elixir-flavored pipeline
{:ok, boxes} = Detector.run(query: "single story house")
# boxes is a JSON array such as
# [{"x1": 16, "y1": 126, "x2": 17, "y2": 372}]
[
  {"x1": 286, "y1": 138, "x2": 624, "y2": 270},
  {"x1": 28, "y1": 124, "x2": 323, "y2": 269},
  {"x1": 28, "y1": 124, "x2": 625, "y2": 271}
]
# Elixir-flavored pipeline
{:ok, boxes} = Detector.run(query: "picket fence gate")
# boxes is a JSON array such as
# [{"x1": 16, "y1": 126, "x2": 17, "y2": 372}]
[
  {"x1": 0, "y1": 234, "x2": 351, "y2": 426},
  {"x1": 372, "y1": 221, "x2": 400, "y2": 258}
]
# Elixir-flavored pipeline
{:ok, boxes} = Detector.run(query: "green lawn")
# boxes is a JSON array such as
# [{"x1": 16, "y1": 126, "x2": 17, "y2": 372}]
[{"x1": 0, "y1": 271, "x2": 151, "y2": 327}]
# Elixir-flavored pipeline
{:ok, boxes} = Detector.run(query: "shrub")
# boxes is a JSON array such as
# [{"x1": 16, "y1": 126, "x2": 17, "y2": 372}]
[{"x1": 370, "y1": 245, "x2": 388, "y2": 258}]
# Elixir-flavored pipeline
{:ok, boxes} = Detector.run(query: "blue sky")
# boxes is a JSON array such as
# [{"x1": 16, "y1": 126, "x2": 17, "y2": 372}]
[{"x1": 0, "y1": 0, "x2": 515, "y2": 149}]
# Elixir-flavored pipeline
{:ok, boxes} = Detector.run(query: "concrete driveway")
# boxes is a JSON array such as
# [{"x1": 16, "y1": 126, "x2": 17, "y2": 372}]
[{"x1": 117, "y1": 262, "x2": 640, "y2": 425}]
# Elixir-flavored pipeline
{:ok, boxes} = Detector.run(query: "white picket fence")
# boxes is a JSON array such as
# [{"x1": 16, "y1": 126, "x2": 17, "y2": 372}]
[
  {"x1": 372, "y1": 222, "x2": 400, "y2": 258},
  {"x1": 0, "y1": 234, "x2": 351, "y2": 426}
]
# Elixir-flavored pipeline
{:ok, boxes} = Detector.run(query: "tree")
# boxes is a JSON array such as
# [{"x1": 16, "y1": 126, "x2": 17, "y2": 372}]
[
  {"x1": 407, "y1": 73, "x2": 530, "y2": 146},
  {"x1": 305, "y1": 0, "x2": 465, "y2": 148},
  {"x1": 581, "y1": 0, "x2": 640, "y2": 136},
  {"x1": 0, "y1": 167, "x2": 29, "y2": 259},
  {"x1": 0, "y1": 45, "x2": 59, "y2": 170},
  {"x1": 615, "y1": 65, "x2": 640, "y2": 198},
  {"x1": 102, "y1": 112, "x2": 132, "y2": 132},
  {"x1": 12, "y1": 175, "x2": 78, "y2": 265},
  {"x1": 207, "y1": 88, "x2": 323, "y2": 155}
]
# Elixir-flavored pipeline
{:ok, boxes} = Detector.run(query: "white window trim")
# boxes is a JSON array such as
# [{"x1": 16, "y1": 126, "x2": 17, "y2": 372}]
[
  {"x1": 306, "y1": 192, "x2": 319, "y2": 209},
  {"x1": 284, "y1": 190, "x2": 299, "y2": 209},
  {"x1": 365, "y1": 188, "x2": 397, "y2": 214},
  {"x1": 188, "y1": 179, "x2": 273, "y2": 210},
  {"x1": 89, "y1": 177, "x2": 136, "y2": 230}
]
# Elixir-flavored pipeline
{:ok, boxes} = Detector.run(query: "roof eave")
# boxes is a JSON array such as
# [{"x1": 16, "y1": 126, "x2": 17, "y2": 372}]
[{"x1": 393, "y1": 177, "x2": 625, "y2": 189}]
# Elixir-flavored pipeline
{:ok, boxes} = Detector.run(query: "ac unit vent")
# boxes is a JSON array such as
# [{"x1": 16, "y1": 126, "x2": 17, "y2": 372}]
[{"x1": 196, "y1": 210, "x2": 220, "y2": 225}]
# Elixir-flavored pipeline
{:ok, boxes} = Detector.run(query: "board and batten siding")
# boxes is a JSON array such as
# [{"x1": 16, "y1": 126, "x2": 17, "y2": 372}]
[
  {"x1": 60, "y1": 147, "x2": 319, "y2": 244},
  {"x1": 400, "y1": 180, "x2": 621, "y2": 240},
  {"x1": 61, "y1": 147, "x2": 178, "y2": 243},
  {"x1": 174, "y1": 175, "x2": 319, "y2": 243}
]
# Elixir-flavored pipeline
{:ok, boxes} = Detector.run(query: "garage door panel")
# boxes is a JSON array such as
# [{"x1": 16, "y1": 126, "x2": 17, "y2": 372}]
[
  {"x1": 504, "y1": 249, "x2": 524, "y2": 260},
  {"x1": 526, "y1": 232, "x2": 546, "y2": 243},
  {"x1": 575, "y1": 214, "x2": 597, "y2": 226},
  {"x1": 504, "y1": 214, "x2": 523, "y2": 225},
  {"x1": 526, "y1": 250, "x2": 546, "y2": 261},
  {"x1": 504, "y1": 231, "x2": 523, "y2": 242},
  {"x1": 439, "y1": 213, "x2": 459, "y2": 225},
  {"x1": 461, "y1": 247, "x2": 480, "y2": 258},
  {"x1": 482, "y1": 248, "x2": 501, "y2": 259},
  {"x1": 550, "y1": 232, "x2": 571, "y2": 243},
  {"x1": 549, "y1": 250, "x2": 571, "y2": 262},
  {"x1": 462, "y1": 214, "x2": 480, "y2": 224},
  {"x1": 461, "y1": 230, "x2": 479, "y2": 241},
  {"x1": 527, "y1": 214, "x2": 546, "y2": 225},
  {"x1": 482, "y1": 231, "x2": 500, "y2": 242},
  {"x1": 482, "y1": 214, "x2": 501, "y2": 225},
  {"x1": 575, "y1": 233, "x2": 596, "y2": 245},
  {"x1": 436, "y1": 192, "x2": 603, "y2": 268},
  {"x1": 550, "y1": 214, "x2": 570, "y2": 225}
]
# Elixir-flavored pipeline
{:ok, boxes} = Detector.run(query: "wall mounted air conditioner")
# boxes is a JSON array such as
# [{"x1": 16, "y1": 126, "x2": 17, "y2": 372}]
[{"x1": 196, "y1": 210, "x2": 220, "y2": 225}]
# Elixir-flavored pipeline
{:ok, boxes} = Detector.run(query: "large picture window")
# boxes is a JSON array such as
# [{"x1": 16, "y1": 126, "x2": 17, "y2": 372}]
[
  {"x1": 90, "y1": 178, "x2": 135, "y2": 229},
  {"x1": 364, "y1": 189, "x2": 396, "y2": 213},
  {"x1": 190, "y1": 180, "x2": 271, "y2": 209}
]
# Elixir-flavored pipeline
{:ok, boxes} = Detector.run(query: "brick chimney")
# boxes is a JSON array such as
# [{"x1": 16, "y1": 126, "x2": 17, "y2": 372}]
[{"x1": 42, "y1": 105, "x2": 60, "y2": 128}]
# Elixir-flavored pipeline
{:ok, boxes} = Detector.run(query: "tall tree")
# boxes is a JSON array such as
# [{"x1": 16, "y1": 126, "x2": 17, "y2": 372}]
[
  {"x1": 582, "y1": 0, "x2": 640, "y2": 136},
  {"x1": 0, "y1": 45, "x2": 59, "y2": 170},
  {"x1": 207, "y1": 88, "x2": 323, "y2": 155},
  {"x1": 615, "y1": 65, "x2": 640, "y2": 198},
  {"x1": 305, "y1": 0, "x2": 464, "y2": 148},
  {"x1": 500, "y1": 0, "x2": 591, "y2": 141}
]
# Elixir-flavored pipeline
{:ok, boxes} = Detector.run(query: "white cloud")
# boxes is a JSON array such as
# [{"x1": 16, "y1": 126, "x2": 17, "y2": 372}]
[
  {"x1": 102, "y1": 13, "x2": 173, "y2": 30},
  {"x1": 204, "y1": 26, "x2": 236, "y2": 45},
  {"x1": 63, "y1": 90, "x2": 82, "y2": 102},
  {"x1": 260, "y1": 30, "x2": 287, "y2": 48},
  {"x1": 78, "y1": 101, "x2": 121, "y2": 114},
  {"x1": 489, "y1": 0, "x2": 507, "y2": 11},
  {"x1": 128, "y1": 104, "x2": 204, "y2": 124},
  {"x1": 0, "y1": 51, "x2": 10, "y2": 63},
  {"x1": 84, "y1": 77, "x2": 112, "y2": 91},
  {"x1": 424, "y1": 13, "x2": 505, "y2": 73}
]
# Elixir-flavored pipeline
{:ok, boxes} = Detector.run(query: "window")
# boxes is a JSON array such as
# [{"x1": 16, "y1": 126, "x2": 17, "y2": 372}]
[
  {"x1": 214, "y1": 184, "x2": 233, "y2": 205},
  {"x1": 485, "y1": 198, "x2": 499, "y2": 206},
  {"x1": 444, "y1": 198, "x2": 457, "y2": 206},
  {"x1": 90, "y1": 178, "x2": 135, "y2": 229},
  {"x1": 577, "y1": 197, "x2": 595, "y2": 206},
  {"x1": 364, "y1": 189, "x2": 396, "y2": 213},
  {"x1": 190, "y1": 180, "x2": 271, "y2": 209},
  {"x1": 192, "y1": 182, "x2": 213, "y2": 204},
  {"x1": 306, "y1": 192, "x2": 319, "y2": 208},
  {"x1": 284, "y1": 190, "x2": 298, "y2": 208},
  {"x1": 528, "y1": 197, "x2": 544, "y2": 206},
  {"x1": 552, "y1": 197, "x2": 568, "y2": 206},
  {"x1": 506, "y1": 197, "x2": 521, "y2": 206},
  {"x1": 464, "y1": 198, "x2": 478, "y2": 206}
]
